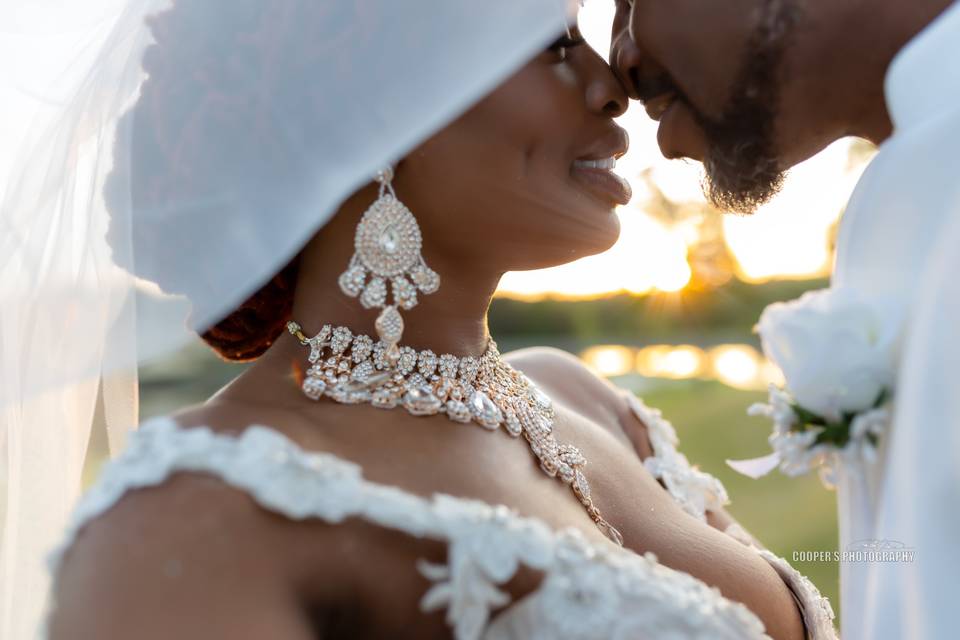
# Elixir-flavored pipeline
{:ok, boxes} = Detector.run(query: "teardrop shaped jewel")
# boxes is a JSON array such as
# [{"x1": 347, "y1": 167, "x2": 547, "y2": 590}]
[
  {"x1": 504, "y1": 408, "x2": 523, "y2": 437},
  {"x1": 363, "y1": 371, "x2": 394, "y2": 389},
  {"x1": 600, "y1": 521, "x2": 624, "y2": 547},
  {"x1": 470, "y1": 391, "x2": 503, "y2": 429},
  {"x1": 301, "y1": 376, "x2": 327, "y2": 400},
  {"x1": 375, "y1": 306, "x2": 404, "y2": 344},
  {"x1": 530, "y1": 385, "x2": 553, "y2": 412},
  {"x1": 404, "y1": 385, "x2": 442, "y2": 416},
  {"x1": 379, "y1": 224, "x2": 401, "y2": 254}
]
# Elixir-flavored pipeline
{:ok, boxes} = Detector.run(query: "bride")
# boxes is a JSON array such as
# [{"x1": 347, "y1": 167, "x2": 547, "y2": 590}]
[{"x1": 4, "y1": 2, "x2": 834, "y2": 639}]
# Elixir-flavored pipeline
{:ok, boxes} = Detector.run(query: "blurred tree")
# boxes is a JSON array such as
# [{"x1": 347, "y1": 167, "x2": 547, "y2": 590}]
[{"x1": 639, "y1": 169, "x2": 736, "y2": 291}]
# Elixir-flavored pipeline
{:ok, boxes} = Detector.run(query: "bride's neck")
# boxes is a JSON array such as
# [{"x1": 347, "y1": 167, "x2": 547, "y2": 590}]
[{"x1": 290, "y1": 253, "x2": 499, "y2": 358}]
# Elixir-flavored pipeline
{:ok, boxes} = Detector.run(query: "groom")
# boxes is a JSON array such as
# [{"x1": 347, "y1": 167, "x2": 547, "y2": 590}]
[{"x1": 611, "y1": 0, "x2": 960, "y2": 638}]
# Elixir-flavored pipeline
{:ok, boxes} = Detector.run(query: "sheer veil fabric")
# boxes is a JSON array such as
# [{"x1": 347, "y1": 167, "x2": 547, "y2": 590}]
[{"x1": 0, "y1": 1, "x2": 573, "y2": 636}]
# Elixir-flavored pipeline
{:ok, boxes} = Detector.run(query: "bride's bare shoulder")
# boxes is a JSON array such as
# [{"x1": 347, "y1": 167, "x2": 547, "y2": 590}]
[
  {"x1": 505, "y1": 345, "x2": 621, "y2": 391},
  {"x1": 47, "y1": 464, "x2": 321, "y2": 638},
  {"x1": 47, "y1": 403, "x2": 389, "y2": 639}
]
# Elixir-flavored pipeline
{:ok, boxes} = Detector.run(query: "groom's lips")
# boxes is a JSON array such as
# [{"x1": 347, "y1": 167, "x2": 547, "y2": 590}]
[{"x1": 644, "y1": 94, "x2": 708, "y2": 162}]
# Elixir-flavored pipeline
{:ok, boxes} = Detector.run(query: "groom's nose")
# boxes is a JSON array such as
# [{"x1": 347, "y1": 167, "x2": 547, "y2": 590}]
[
  {"x1": 609, "y1": 22, "x2": 707, "y2": 162},
  {"x1": 609, "y1": 25, "x2": 674, "y2": 102}
]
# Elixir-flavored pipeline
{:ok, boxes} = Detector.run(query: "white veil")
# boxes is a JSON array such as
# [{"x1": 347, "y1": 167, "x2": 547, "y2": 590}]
[{"x1": 0, "y1": 1, "x2": 573, "y2": 635}]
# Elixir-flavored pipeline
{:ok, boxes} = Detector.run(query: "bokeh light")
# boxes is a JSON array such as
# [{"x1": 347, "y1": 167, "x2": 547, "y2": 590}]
[
  {"x1": 581, "y1": 343, "x2": 783, "y2": 391},
  {"x1": 581, "y1": 345, "x2": 636, "y2": 377},
  {"x1": 709, "y1": 345, "x2": 761, "y2": 389},
  {"x1": 636, "y1": 345, "x2": 706, "y2": 379}
]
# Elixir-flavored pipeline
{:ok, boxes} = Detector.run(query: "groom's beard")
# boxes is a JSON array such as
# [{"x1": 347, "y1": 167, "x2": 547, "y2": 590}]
[{"x1": 696, "y1": 0, "x2": 801, "y2": 215}]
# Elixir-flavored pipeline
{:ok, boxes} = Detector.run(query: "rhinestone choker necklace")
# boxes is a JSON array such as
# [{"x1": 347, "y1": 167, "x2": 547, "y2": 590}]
[{"x1": 286, "y1": 321, "x2": 624, "y2": 546}]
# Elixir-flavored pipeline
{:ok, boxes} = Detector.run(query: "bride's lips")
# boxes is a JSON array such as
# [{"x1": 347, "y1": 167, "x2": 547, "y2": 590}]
[
  {"x1": 570, "y1": 129, "x2": 632, "y2": 206},
  {"x1": 570, "y1": 160, "x2": 633, "y2": 206}
]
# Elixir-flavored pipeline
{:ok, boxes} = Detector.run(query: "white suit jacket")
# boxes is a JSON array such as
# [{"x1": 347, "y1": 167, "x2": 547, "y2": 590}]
[{"x1": 832, "y1": 2, "x2": 960, "y2": 638}]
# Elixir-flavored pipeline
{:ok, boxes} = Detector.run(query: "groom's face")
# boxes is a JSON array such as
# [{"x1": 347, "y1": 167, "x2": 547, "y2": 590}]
[{"x1": 610, "y1": 0, "x2": 801, "y2": 214}]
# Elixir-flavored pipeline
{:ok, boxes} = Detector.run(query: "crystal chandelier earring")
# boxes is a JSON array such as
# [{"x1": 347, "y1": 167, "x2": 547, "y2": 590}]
[{"x1": 337, "y1": 166, "x2": 440, "y2": 368}]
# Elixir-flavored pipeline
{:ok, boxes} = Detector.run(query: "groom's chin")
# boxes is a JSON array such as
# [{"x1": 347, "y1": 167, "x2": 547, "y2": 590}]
[{"x1": 701, "y1": 156, "x2": 786, "y2": 215}]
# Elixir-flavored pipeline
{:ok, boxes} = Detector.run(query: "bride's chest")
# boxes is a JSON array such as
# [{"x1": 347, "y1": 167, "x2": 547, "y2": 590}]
[{"x1": 284, "y1": 408, "x2": 797, "y2": 639}]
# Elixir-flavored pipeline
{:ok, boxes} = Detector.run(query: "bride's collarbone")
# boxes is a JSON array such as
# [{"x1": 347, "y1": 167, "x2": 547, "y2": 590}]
[
  {"x1": 177, "y1": 391, "x2": 643, "y2": 550},
  {"x1": 183, "y1": 364, "x2": 669, "y2": 542}
]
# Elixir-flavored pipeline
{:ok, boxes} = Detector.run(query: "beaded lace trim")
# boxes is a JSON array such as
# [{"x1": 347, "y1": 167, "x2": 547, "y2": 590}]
[
  {"x1": 48, "y1": 417, "x2": 784, "y2": 640},
  {"x1": 622, "y1": 393, "x2": 731, "y2": 521},
  {"x1": 49, "y1": 397, "x2": 839, "y2": 639}
]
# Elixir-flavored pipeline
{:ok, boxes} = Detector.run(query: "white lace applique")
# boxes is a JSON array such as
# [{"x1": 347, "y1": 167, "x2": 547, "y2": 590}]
[
  {"x1": 49, "y1": 420, "x2": 364, "y2": 568},
  {"x1": 48, "y1": 416, "x2": 837, "y2": 640},
  {"x1": 49, "y1": 417, "x2": 557, "y2": 639},
  {"x1": 484, "y1": 527, "x2": 771, "y2": 640},
  {"x1": 625, "y1": 393, "x2": 837, "y2": 640},
  {"x1": 623, "y1": 393, "x2": 730, "y2": 521},
  {"x1": 415, "y1": 496, "x2": 555, "y2": 640}
]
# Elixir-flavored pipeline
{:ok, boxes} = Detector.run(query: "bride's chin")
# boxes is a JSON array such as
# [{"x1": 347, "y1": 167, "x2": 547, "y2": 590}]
[
  {"x1": 512, "y1": 232, "x2": 621, "y2": 271},
  {"x1": 581, "y1": 217, "x2": 622, "y2": 255},
  {"x1": 573, "y1": 217, "x2": 621, "y2": 256}
]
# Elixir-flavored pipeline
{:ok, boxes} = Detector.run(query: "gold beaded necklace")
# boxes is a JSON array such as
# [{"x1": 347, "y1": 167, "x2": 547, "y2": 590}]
[{"x1": 287, "y1": 321, "x2": 624, "y2": 546}]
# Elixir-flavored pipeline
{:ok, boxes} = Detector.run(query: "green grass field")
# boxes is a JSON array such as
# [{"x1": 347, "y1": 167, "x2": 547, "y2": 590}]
[{"x1": 639, "y1": 379, "x2": 840, "y2": 622}]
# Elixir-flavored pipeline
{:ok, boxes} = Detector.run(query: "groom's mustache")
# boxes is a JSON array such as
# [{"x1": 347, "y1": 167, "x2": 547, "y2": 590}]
[{"x1": 631, "y1": 71, "x2": 679, "y2": 103}]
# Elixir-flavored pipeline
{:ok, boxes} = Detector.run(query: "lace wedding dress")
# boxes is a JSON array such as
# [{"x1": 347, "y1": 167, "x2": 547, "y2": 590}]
[{"x1": 45, "y1": 395, "x2": 837, "y2": 639}]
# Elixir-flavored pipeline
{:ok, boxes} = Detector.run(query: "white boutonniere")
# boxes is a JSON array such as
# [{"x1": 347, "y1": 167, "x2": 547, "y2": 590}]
[{"x1": 727, "y1": 288, "x2": 901, "y2": 487}]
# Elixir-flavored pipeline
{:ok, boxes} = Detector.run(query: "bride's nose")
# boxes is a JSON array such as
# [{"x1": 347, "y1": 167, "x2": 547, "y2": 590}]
[{"x1": 583, "y1": 51, "x2": 629, "y2": 118}]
